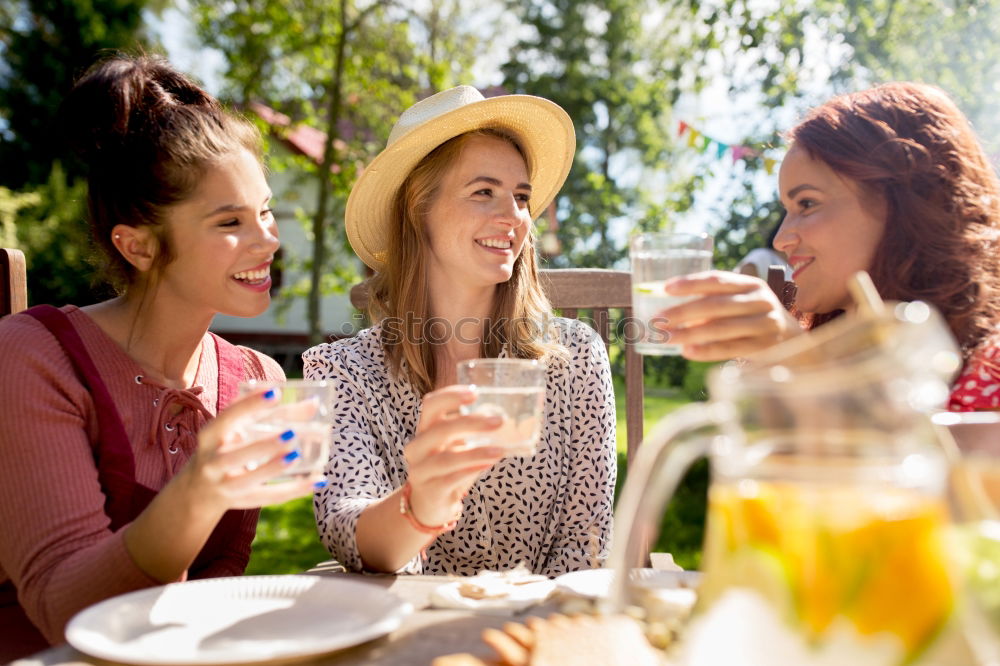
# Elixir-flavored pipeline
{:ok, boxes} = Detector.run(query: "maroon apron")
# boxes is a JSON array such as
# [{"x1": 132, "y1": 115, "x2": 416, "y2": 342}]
[{"x1": 0, "y1": 305, "x2": 252, "y2": 658}]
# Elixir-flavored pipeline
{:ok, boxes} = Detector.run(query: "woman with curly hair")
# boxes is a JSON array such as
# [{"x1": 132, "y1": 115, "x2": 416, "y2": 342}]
[{"x1": 774, "y1": 81, "x2": 1000, "y2": 410}]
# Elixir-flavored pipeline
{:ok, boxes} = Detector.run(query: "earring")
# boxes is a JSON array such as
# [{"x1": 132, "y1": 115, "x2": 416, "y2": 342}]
[{"x1": 114, "y1": 234, "x2": 121, "y2": 240}]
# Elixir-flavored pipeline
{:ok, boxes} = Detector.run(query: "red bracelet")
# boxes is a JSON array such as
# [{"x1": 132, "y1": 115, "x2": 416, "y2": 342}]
[{"x1": 399, "y1": 482, "x2": 459, "y2": 535}]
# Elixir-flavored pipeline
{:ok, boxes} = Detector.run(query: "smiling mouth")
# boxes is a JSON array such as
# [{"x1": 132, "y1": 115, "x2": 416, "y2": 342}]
[
  {"x1": 476, "y1": 238, "x2": 512, "y2": 250},
  {"x1": 232, "y1": 267, "x2": 270, "y2": 285},
  {"x1": 789, "y1": 257, "x2": 814, "y2": 278}
]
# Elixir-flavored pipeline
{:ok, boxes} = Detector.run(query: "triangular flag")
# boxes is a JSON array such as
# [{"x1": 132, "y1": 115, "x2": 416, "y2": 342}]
[
  {"x1": 731, "y1": 145, "x2": 749, "y2": 163},
  {"x1": 678, "y1": 120, "x2": 689, "y2": 137},
  {"x1": 715, "y1": 141, "x2": 729, "y2": 159},
  {"x1": 687, "y1": 128, "x2": 701, "y2": 148},
  {"x1": 764, "y1": 158, "x2": 777, "y2": 174}
]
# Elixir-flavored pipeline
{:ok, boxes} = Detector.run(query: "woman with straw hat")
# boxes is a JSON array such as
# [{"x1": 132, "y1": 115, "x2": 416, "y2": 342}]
[{"x1": 303, "y1": 86, "x2": 616, "y2": 575}]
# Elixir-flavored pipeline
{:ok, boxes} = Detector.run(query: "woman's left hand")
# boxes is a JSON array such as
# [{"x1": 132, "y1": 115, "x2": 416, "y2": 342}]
[{"x1": 652, "y1": 270, "x2": 802, "y2": 361}]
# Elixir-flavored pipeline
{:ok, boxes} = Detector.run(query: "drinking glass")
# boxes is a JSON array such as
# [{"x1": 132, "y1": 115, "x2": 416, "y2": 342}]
[
  {"x1": 237, "y1": 379, "x2": 334, "y2": 481},
  {"x1": 456, "y1": 359, "x2": 546, "y2": 457},
  {"x1": 629, "y1": 231, "x2": 713, "y2": 355}
]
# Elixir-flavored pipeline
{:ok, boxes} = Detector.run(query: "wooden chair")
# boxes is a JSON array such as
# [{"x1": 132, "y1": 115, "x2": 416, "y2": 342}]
[
  {"x1": 349, "y1": 269, "x2": 646, "y2": 463},
  {"x1": 1, "y1": 248, "x2": 28, "y2": 316}
]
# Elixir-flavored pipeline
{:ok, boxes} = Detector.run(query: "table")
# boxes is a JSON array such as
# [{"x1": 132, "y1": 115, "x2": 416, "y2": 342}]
[
  {"x1": 12, "y1": 564, "x2": 563, "y2": 666},
  {"x1": 11, "y1": 562, "x2": 984, "y2": 666}
]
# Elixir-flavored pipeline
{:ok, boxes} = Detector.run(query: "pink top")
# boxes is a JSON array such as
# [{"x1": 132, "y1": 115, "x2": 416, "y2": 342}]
[{"x1": 0, "y1": 306, "x2": 283, "y2": 647}]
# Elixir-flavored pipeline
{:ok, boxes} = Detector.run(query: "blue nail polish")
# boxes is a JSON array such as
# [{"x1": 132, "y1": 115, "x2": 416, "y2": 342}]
[
  {"x1": 263, "y1": 389, "x2": 277, "y2": 401},
  {"x1": 283, "y1": 450, "x2": 301, "y2": 463},
  {"x1": 314, "y1": 479, "x2": 328, "y2": 489},
  {"x1": 280, "y1": 429, "x2": 295, "y2": 441}
]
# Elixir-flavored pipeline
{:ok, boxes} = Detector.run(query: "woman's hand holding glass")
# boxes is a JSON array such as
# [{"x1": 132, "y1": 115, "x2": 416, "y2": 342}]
[
  {"x1": 404, "y1": 386, "x2": 506, "y2": 528},
  {"x1": 652, "y1": 270, "x2": 801, "y2": 361},
  {"x1": 182, "y1": 387, "x2": 321, "y2": 511}
]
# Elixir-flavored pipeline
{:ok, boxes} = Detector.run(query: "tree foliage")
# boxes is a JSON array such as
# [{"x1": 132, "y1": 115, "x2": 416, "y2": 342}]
[
  {"x1": 0, "y1": 0, "x2": 157, "y2": 305},
  {"x1": 698, "y1": 0, "x2": 1000, "y2": 263},
  {"x1": 502, "y1": 0, "x2": 710, "y2": 268},
  {"x1": 0, "y1": 0, "x2": 158, "y2": 188},
  {"x1": 193, "y1": 0, "x2": 482, "y2": 341}
]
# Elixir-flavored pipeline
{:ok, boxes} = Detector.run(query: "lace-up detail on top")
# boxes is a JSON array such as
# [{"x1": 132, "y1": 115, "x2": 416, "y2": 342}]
[{"x1": 142, "y1": 379, "x2": 214, "y2": 477}]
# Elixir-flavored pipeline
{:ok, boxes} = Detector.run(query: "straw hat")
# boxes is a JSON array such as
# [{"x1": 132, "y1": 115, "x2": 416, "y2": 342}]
[{"x1": 345, "y1": 85, "x2": 576, "y2": 270}]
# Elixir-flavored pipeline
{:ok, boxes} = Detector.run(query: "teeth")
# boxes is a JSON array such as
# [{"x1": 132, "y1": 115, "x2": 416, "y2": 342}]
[
  {"x1": 233, "y1": 268, "x2": 269, "y2": 281},
  {"x1": 477, "y1": 238, "x2": 512, "y2": 249}
]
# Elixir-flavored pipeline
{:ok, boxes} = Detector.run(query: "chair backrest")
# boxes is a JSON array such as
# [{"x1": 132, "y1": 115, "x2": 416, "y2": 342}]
[
  {"x1": 1, "y1": 248, "x2": 28, "y2": 316},
  {"x1": 349, "y1": 268, "x2": 645, "y2": 462},
  {"x1": 767, "y1": 265, "x2": 797, "y2": 310}
]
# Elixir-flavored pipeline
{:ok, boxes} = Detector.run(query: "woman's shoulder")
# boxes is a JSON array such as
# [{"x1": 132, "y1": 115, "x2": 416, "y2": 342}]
[
  {"x1": 302, "y1": 325, "x2": 386, "y2": 379},
  {"x1": 550, "y1": 316, "x2": 604, "y2": 349},
  {"x1": 0, "y1": 306, "x2": 78, "y2": 352},
  {"x1": 235, "y1": 345, "x2": 285, "y2": 382},
  {"x1": 0, "y1": 307, "x2": 86, "y2": 389}
]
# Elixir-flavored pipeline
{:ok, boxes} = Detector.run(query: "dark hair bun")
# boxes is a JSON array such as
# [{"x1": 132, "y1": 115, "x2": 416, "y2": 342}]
[{"x1": 62, "y1": 54, "x2": 219, "y2": 167}]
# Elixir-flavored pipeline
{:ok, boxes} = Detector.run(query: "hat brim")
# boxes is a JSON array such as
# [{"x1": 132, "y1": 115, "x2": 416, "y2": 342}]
[{"x1": 345, "y1": 94, "x2": 576, "y2": 270}]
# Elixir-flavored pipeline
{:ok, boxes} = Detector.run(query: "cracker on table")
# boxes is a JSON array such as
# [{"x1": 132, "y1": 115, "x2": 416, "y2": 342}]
[{"x1": 482, "y1": 627, "x2": 530, "y2": 666}]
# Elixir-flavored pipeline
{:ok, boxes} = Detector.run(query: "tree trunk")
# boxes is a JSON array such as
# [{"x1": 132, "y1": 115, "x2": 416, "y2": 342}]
[{"x1": 307, "y1": 0, "x2": 350, "y2": 345}]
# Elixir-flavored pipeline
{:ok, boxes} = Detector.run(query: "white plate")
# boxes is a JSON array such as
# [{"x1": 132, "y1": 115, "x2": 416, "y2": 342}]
[
  {"x1": 66, "y1": 575, "x2": 412, "y2": 665},
  {"x1": 555, "y1": 568, "x2": 701, "y2": 599}
]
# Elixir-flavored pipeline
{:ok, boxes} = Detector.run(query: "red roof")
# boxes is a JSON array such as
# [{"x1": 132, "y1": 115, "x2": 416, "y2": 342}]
[{"x1": 249, "y1": 102, "x2": 348, "y2": 173}]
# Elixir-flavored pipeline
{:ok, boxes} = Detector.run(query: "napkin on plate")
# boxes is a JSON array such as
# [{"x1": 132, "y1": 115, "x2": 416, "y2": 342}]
[{"x1": 430, "y1": 567, "x2": 556, "y2": 615}]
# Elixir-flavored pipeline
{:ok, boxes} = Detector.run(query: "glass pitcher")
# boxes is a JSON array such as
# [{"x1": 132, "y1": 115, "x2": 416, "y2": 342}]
[{"x1": 606, "y1": 301, "x2": 965, "y2": 665}]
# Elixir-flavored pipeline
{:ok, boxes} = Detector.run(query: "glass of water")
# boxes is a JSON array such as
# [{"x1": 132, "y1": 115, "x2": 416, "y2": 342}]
[
  {"x1": 456, "y1": 359, "x2": 546, "y2": 457},
  {"x1": 237, "y1": 379, "x2": 334, "y2": 482},
  {"x1": 629, "y1": 231, "x2": 713, "y2": 355}
]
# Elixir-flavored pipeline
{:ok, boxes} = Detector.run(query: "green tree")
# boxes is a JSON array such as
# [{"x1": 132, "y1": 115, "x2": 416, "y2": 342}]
[
  {"x1": 194, "y1": 0, "x2": 480, "y2": 342},
  {"x1": 699, "y1": 0, "x2": 1000, "y2": 261},
  {"x1": 501, "y1": 0, "x2": 717, "y2": 268},
  {"x1": 0, "y1": 0, "x2": 160, "y2": 189},
  {"x1": 6, "y1": 164, "x2": 111, "y2": 305},
  {"x1": 0, "y1": 0, "x2": 159, "y2": 305}
]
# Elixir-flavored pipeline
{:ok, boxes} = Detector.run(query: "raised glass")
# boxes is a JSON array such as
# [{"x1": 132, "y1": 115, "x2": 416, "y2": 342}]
[
  {"x1": 629, "y1": 231, "x2": 713, "y2": 355},
  {"x1": 237, "y1": 379, "x2": 334, "y2": 481},
  {"x1": 457, "y1": 359, "x2": 546, "y2": 458}
]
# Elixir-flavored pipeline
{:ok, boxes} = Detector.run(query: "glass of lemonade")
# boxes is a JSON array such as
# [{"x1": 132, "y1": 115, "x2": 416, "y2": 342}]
[
  {"x1": 237, "y1": 379, "x2": 334, "y2": 481},
  {"x1": 456, "y1": 359, "x2": 546, "y2": 457},
  {"x1": 629, "y1": 231, "x2": 713, "y2": 355}
]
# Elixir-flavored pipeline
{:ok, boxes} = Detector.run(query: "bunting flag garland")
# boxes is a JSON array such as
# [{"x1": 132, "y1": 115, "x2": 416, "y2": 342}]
[{"x1": 676, "y1": 120, "x2": 777, "y2": 174}]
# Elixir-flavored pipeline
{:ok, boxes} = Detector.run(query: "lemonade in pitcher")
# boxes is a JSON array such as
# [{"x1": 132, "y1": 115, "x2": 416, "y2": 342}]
[
  {"x1": 606, "y1": 299, "x2": 967, "y2": 665},
  {"x1": 698, "y1": 464, "x2": 956, "y2": 664}
]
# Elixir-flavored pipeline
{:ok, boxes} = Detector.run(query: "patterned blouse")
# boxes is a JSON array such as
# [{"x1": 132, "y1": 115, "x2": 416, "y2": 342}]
[{"x1": 302, "y1": 317, "x2": 617, "y2": 577}]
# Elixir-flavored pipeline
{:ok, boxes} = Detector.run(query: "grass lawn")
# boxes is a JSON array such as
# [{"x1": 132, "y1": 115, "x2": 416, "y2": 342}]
[{"x1": 245, "y1": 379, "x2": 706, "y2": 574}]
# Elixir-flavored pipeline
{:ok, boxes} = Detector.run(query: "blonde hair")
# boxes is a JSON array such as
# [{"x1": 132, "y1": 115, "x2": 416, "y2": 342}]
[{"x1": 367, "y1": 128, "x2": 565, "y2": 395}]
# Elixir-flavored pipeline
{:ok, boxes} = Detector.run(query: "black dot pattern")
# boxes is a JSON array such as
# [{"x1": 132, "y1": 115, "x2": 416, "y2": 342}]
[{"x1": 302, "y1": 317, "x2": 617, "y2": 576}]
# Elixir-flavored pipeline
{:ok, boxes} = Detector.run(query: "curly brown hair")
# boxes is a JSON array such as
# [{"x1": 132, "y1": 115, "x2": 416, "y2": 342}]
[{"x1": 786, "y1": 82, "x2": 1000, "y2": 360}]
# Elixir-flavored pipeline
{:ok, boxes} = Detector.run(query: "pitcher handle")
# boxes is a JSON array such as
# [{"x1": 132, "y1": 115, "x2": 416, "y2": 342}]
[{"x1": 602, "y1": 401, "x2": 724, "y2": 613}]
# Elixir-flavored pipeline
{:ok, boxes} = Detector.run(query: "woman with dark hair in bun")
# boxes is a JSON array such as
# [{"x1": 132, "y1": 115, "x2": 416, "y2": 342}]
[{"x1": 0, "y1": 54, "x2": 320, "y2": 659}]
